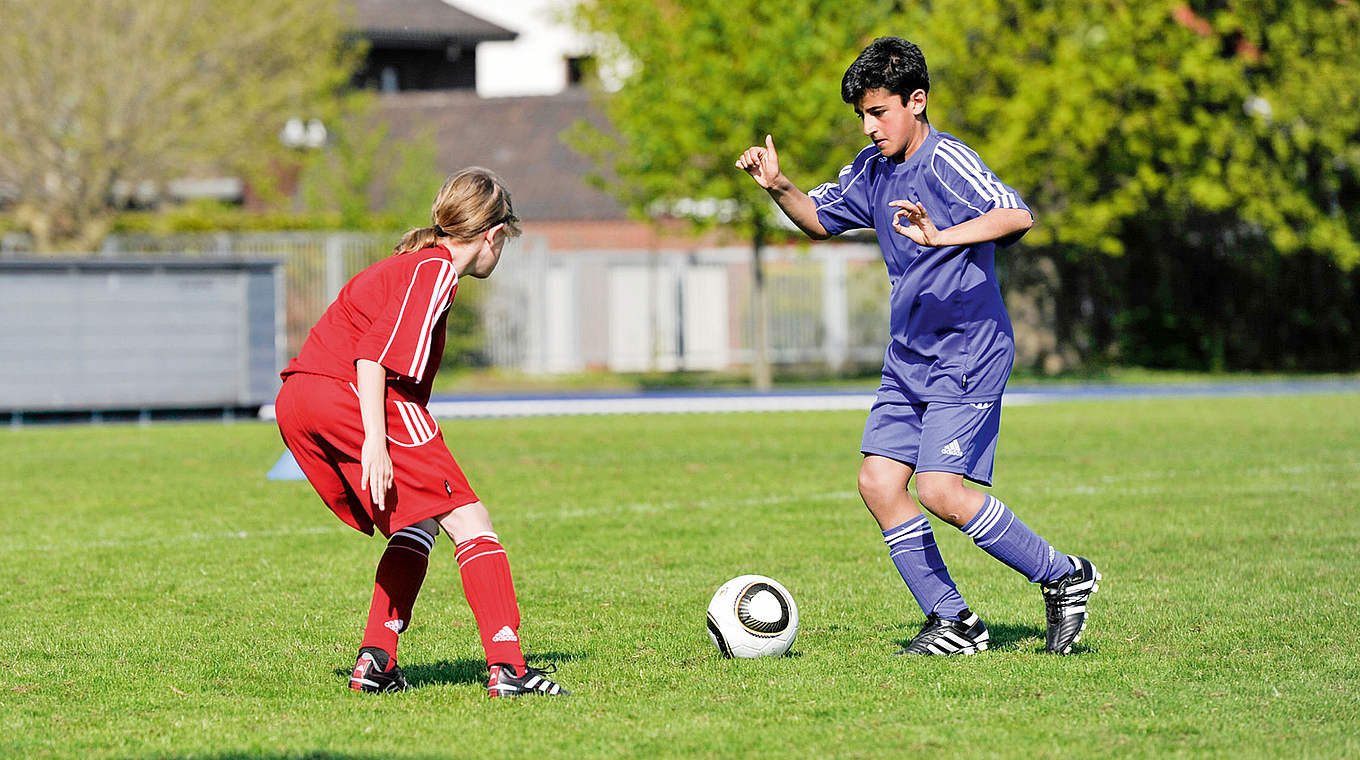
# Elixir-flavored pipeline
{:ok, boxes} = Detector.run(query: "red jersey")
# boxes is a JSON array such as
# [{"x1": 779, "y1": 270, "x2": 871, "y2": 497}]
[{"x1": 283, "y1": 246, "x2": 457, "y2": 405}]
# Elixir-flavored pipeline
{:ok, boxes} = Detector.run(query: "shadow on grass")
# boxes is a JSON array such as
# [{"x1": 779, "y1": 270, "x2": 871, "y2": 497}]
[
  {"x1": 142, "y1": 754, "x2": 446, "y2": 760},
  {"x1": 983, "y1": 621, "x2": 1046, "y2": 652},
  {"x1": 330, "y1": 651, "x2": 586, "y2": 689},
  {"x1": 893, "y1": 621, "x2": 1046, "y2": 653}
]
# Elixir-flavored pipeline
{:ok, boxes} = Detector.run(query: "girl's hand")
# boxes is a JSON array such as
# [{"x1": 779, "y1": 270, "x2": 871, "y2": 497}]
[
  {"x1": 360, "y1": 435, "x2": 393, "y2": 511},
  {"x1": 889, "y1": 200, "x2": 940, "y2": 246}
]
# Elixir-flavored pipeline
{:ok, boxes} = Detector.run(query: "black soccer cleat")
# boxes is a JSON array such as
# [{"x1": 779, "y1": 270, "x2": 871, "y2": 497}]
[
  {"x1": 487, "y1": 662, "x2": 570, "y2": 697},
  {"x1": 349, "y1": 647, "x2": 410, "y2": 693},
  {"x1": 1041, "y1": 555, "x2": 1101, "y2": 654},
  {"x1": 895, "y1": 608, "x2": 989, "y2": 655}
]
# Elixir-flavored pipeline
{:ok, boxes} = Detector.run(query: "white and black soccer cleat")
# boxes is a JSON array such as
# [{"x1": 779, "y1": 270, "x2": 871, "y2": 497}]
[
  {"x1": 487, "y1": 662, "x2": 570, "y2": 697},
  {"x1": 1041, "y1": 555, "x2": 1101, "y2": 654},
  {"x1": 895, "y1": 609, "x2": 990, "y2": 656},
  {"x1": 349, "y1": 647, "x2": 410, "y2": 693}
]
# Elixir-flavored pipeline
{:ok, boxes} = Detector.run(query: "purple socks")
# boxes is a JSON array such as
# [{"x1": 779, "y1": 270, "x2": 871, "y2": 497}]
[
  {"x1": 882, "y1": 515, "x2": 968, "y2": 621},
  {"x1": 962, "y1": 495, "x2": 1075, "y2": 583}
]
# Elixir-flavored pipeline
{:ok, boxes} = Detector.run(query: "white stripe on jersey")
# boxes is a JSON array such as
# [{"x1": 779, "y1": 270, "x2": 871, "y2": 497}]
[
  {"x1": 375, "y1": 257, "x2": 456, "y2": 382},
  {"x1": 402, "y1": 401, "x2": 434, "y2": 440},
  {"x1": 807, "y1": 182, "x2": 836, "y2": 201},
  {"x1": 811, "y1": 146, "x2": 878, "y2": 214},
  {"x1": 393, "y1": 399, "x2": 420, "y2": 443},
  {"x1": 407, "y1": 261, "x2": 457, "y2": 380},
  {"x1": 934, "y1": 140, "x2": 1019, "y2": 209},
  {"x1": 407, "y1": 402, "x2": 439, "y2": 444},
  {"x1": 940, "y1": 140, "x2": 1018, "y2": 207},
  {"x1": 415, "y1": 403, "x2": 437, "y2": 440},
  {"x1": 937, "y1": 139, "x2": 1013, "y2": 204},
  {"x1": 346, "y1": 381, "x2": 437, "y2": 448}
]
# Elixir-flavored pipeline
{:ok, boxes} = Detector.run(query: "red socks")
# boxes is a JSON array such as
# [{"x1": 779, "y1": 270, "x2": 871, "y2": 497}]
[
  {"x1": 359, "y1": 526, "x2": 435, "y2": 663},
  {"x1": 455, "y1": 531, "x2": 526, "y2": 670},
  {"x1": 358, "y1": 526, "x2": 526, "y2": 672}
]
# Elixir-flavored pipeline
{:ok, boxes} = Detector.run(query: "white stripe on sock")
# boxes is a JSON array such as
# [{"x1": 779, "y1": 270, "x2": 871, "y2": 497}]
[
  {"x1": 975, "y1": 513, "x2": 1016, "y2": 549},
  {"x1": 394, "y1": 527, "x2": 435, "y2": 552},
  {"x1": 966, "y1": 496, "x2": 1006, "y2": 538},
  {"x1": 883, "y1": 515, "x2": 930, "y2": 544}
]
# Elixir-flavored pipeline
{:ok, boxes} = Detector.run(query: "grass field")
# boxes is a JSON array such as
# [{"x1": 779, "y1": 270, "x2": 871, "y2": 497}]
[{"x1": 2, "y1": 393, "x2": 1358, "y2": 759}]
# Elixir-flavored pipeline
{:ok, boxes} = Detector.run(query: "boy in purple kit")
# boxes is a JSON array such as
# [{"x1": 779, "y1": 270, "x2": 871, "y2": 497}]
[{"x1": 737, "y1": 37, "x2": 1099, "y2": 655}]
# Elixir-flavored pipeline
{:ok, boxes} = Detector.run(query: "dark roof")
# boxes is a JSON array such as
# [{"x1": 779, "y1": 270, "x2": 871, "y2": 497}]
[
  {"x1": 377, "y1": 88, "x2": 626, "y2": 221},
  {"x1": 352, "y1": 0, "x2": 517, "y2": 44}
]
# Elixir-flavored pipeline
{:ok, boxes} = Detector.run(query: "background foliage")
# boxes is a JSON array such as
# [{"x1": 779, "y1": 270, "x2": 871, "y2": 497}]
[
  {"x1": 916, "y1": 0, "x2": 1360, "y2": 370},
  {"x1": 0, "y1": 0, "x2": 359, "y2": 251},
  {"x1": 571, "y1": 0, "x2": 1360, "y2": 372}
]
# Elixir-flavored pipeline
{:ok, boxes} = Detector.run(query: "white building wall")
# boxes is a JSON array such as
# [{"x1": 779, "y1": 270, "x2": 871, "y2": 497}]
[{"x1": 446, "y1": 0, "x2": 595, "y2": 98}]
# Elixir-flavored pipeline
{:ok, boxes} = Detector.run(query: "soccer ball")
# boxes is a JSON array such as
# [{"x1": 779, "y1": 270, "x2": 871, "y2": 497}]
[{"x1": 705, "y1": 574, "x2": 799, "y2": 658}]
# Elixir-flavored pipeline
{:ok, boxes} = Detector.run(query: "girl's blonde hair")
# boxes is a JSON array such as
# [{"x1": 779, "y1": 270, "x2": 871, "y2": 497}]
[{"x1": 393, "y1": 167, "x2": 521, "y2": 255}]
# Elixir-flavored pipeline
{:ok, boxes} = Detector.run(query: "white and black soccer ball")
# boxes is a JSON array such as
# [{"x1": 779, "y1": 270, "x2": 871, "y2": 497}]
[{"x1": 705, "y1": 574, "x2": 799, "y2": 658}]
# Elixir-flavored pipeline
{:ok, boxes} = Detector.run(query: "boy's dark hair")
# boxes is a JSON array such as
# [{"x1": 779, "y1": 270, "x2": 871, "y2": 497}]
[{"x1": 841, "y1": 36, "x2": 929, "y2": 105}]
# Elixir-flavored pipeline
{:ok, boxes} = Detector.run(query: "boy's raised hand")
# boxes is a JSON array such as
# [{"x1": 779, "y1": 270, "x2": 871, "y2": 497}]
[{"x1": 736, "y1": 134, "x2": 782, "y2": 189}]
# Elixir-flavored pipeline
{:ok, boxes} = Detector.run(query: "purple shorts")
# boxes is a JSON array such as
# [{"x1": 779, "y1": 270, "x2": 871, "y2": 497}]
[{"x1": 860, "y1": 396, "x2": 1003, "y2": 486}]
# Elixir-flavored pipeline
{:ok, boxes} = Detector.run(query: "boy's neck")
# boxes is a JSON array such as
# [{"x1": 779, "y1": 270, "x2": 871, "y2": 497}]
[{"x1": 892, "y1": 119, "x2": 932, "y2": 163}]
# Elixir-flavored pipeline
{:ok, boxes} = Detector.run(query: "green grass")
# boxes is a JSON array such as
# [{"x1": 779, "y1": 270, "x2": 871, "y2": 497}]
[{"x1": 2, "y1": 394, "x2": 1358, "y2": 759}]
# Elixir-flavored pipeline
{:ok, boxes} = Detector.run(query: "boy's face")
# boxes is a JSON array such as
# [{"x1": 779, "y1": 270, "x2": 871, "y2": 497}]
[{"x1": 855, "y1": 88, "x2": 927, "y2": 162}]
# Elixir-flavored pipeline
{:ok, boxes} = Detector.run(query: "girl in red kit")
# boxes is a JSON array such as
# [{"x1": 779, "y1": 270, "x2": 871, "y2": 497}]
[{"x1": 275, "y1": 167, "x2": 567, "y2": 697}]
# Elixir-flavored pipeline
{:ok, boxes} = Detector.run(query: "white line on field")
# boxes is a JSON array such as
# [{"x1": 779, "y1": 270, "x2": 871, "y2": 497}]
[
  {"x1": 0, "y1": 524, "x2": 351, "y2": 555},
  {"x1": 520, "y1": 490, "x2": 859, "y2": 521}
]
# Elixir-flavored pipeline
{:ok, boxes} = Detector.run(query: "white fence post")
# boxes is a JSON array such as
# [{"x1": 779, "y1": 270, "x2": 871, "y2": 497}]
[
  {"x1": 324, "y1": 234, "x2": 345, "y2": 299},
  {"x1": 821, "y1": 251, "x2": 849, "y2": 373}
]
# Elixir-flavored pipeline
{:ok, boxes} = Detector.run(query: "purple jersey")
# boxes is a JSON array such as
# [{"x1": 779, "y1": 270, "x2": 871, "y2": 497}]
[{"x1": 811, "y1": 127, "x2": 1031, "y2": 402}]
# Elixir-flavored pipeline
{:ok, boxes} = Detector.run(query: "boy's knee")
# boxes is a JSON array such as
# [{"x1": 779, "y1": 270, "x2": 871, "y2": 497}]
[
  {"x1": 857, "y1": 457, "x2": 906, "y2": 503},
  {"x1": 914, "y1": 473, "x2": 965, "y2": 516}
]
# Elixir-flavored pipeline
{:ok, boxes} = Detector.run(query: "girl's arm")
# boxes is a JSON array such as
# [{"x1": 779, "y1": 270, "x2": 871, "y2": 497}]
[
  {"x1": 356, "y1": 358, "x2": 393, "y2": 511},
  {"x1": 889, "y1": 202, "x2": 1032, "y2": 247}
]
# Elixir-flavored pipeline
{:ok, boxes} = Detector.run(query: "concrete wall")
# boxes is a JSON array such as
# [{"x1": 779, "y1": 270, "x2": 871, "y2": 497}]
[{"x1": 0, "y1": 259, "x2": 283, "y2": 412}]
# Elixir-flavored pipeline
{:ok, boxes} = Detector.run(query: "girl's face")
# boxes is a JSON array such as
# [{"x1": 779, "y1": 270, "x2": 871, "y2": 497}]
[
  {"x1": 467, "y1": 224, "x2": 507, "y2": 278},
  {"x1": 855, "y1": 87, "x2": 927, "y2": 162}
]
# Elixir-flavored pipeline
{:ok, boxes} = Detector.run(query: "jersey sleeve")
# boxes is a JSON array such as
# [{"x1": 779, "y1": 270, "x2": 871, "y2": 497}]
[
  {"x1": 810, "y1": 147, "x2": 877, "y2": 236},
  {"x1": 929, "y1": 139, "x2": 1032, "y2": 243},
  {"x1": 355, "y1": 257, "x2": 458, "y2": 383}
]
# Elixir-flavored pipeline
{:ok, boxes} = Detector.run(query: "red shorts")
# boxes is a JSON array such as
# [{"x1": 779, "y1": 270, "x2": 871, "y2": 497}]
[{"x1": 275, "y1": 373, "x2": 478, "y2": 537}]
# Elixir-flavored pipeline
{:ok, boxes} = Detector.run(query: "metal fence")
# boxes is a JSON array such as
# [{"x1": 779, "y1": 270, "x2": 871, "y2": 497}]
[{"x1": 8, "y1": 232, "x2": 892, "y2": 374}]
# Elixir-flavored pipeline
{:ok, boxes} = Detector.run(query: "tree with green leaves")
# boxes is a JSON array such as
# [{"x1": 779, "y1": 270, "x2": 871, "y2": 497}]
[
  {"x1": 569, "y1": 0, "x2": 901, "y2": 389},
  {"x1": 573, "y1": 0, "x2": 1359, "y2": 373},
  {"x1": 0, "y1": 0, "x2": 359, "y2": 251},
  {"x1": 909, "y1": 0, "x2": 1360, "y2": 368},
  {"x1": 297, "y1": 102, "x2": 444, "y2": 231}
]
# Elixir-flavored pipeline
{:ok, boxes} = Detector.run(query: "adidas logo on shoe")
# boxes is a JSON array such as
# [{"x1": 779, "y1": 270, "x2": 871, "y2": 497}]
[
  {"x1": 492, "y1": 626, "x2": 519, "y2": 643},
  {"x1": 487, "y1": 662, "x2": 569, "y2": 697},
  {"x1": 895, "y1": 609, "x2": 990, "y2": 656}
]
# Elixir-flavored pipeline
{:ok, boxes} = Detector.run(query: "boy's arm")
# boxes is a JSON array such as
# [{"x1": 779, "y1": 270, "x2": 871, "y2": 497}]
[
  {"x1": 889, "y1": 201, "x2": 1033, "y2": 247},
  {"x1": 736, "y1": 135, "x2": 831, "y2": 240}
]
